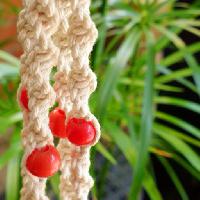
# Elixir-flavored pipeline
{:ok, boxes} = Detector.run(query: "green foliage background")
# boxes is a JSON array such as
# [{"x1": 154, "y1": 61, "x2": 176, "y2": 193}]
[{"x1": 0, "y1": 0, "x2": 200, "y2": 200}]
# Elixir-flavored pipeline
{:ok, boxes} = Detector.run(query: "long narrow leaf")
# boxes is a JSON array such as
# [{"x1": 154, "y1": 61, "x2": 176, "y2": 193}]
[
  {"x1": 129, "y1": 31, "x2": 155, "y2": 200},
  {"x1": 0, "y1": 50, "x2": 20, "y2": 67},
  {"x1": 104, "y1": 121, "x2": 163, "y2": 200},
  {"x1": 96, "y1": 142, "x2": 117, "y2": 165},
  {"x1": 156, "y1": 111, "x2": 200, "y2": 139},
  {"x1": 154, "y1": 124, "x2": 200, "y2": 172},
  {"x1": 96, "y1": 29, "x2": 141, "y2": 120},
  {"x1": 158, "y1": 157, "x2": 189, "y2": 200},
  {"x1": 6, "y1": 154, "x2": 21, "y2": 200},
  {"x1": 154, "y1": 25, "x2": 200, "y2": 94},
  {"x1": 155, "y1": 96, "x2": 200, "y2": 114}
]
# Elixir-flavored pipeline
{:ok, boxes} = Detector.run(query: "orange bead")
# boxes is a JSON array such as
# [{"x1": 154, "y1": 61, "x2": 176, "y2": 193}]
[
  {"x1": 20, "y1": 87, "x2": 29, "y2": 110},
  {"x1": 26, "y1": 145, "x2": 60, "y2": 178},
  {"x1": 66, "y1": 118, "x2": 96, "y2": 146},
  {"x1": 49, "y1": 108, "x2": 67, "y2": 138}
]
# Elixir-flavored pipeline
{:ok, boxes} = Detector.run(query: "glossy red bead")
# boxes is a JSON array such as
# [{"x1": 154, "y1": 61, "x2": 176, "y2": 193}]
[
  {"x1": 20, "y1": 87, "x2": 29, "y2": 110},
  {"x1": 66, "y1": 118, "x2": 96, "y2": 146},
  {"x1": 49, "y1": 108, "x2": 67, "y2": 138},
  {"x1": 26, "y1": 145, "x2": 60, "y2": 178}
]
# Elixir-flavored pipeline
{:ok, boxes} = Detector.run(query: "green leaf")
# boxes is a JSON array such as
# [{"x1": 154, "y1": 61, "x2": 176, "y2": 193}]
[
  {"x1": 143, "y1": 173, "x2": 163, "y2": 200},
  {"x1": 184, "y1": 54, "x2": 200, "y2": 95},
  {"x1": 96, "y1": 142, "x2": 117, "y2": 165},
  {"x1": 154, "y1": 25, "x2": 200, "y2": 94},
  {"x1": 104, "y1": 122, "x2": 162, "y2": 200},
  {"x1": 156, "y1": 111, "x2": 200, "y2": 139},
  {"x1": 154, "y1": 25, "x2": 185, "y2": 48},
  {"x1": 155, "y1": 96, "x2": 200, "y2": 114},
  {"x1": 156, "y1": 68, "x2": 192, "y2": 83},
  {"x1": 161, "y1": 42, "x2": 200, "y2": 67},
  {"x1": 0, "y1": 141, "x2": 22, "y2": 169},
  {"x1": 154, "y1": 124, "x2": 200, "y2": 172},
  {"x1": 154, "y1": 122, "x2": 200, "y2": 148},
  {"x1": 173, "y1": 154, "x2": 200, "y2": 181},
  {"x1": 0, "y1": 50, "x2": 20, "y2": 67},
  {"x1": 96, "y1": 28, "x2": 141, "y2": 120},
  {"x1": 49, "y1": 174, "x2": 60, "y2": 198},
  {"x1": 0, "y1": 63, "x2": 19, "y2": 79},
  {"x1": 170, "y1": 19, "x2": 200, "y2": 37},
  {"x1": 6, "y1": 154, "x2": 21, "y2": 200},
  {"x1": 121, "y1": 78, "x2": 183, "y2": 92},
  {"x1": 157, "y1": 66, "x2": 198, "y2": 93},
  {"x1": 129, "y1": 31, "x2": 155, "y2": 200},
  {"x1": 0, "y1": 112, "x2": 23, "y2": 133},
  {"x1": 158, "y1": 157, "x2": 189, "y2": 200}
]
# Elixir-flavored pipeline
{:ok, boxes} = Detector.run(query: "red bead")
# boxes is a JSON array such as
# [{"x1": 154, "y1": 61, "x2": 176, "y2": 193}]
[
  {"x1": 66, "y1": 118, "x2": 96, "y2": 146},
  {"x1": 20, "y1": 87, "x2": 29, "y2": 110},
  {"x1": 49, "y1": 108, "x2": 67, "y2": 138},
  {"x1": 26, "y1": 145, "x2": 60, "y2": 178}
]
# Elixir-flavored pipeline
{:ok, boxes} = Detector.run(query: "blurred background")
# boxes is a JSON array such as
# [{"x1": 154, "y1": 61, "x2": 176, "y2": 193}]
[{"x1": 0, "y1": 0, "x2": 200, "y2": 200}]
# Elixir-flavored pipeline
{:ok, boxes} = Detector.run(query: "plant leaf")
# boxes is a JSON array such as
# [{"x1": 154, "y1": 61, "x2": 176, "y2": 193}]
[
  {"x1": 158, "y1": 157, "x2": 189, "y2": 200},
  {"x1": 156, "y1": 111, "x2": 200, "y2": 139},
  {"x1": 104, "y1": 121, "x2": 163, "y2": 200},
  {"x1": 155, "y1": 96, "x2": 200, "y2": 114},
  {"x1": 96, "y1": 28, "x2": 141, "y2": 120},
  {"x1": 129, "y1": 31, "x2": 156, "y2": 200},
  {"x1": 6, "y1": 153, "x2": 21, "y2": 200},
  {"x1": 0, "y1": 63, "x2": 19, "y2": 79},
  {"x1": 154, "y1": 124, "x2": 200, "y2": 172},
  {"x1": 96, "y1": 142, "x2": 117, "y2": 165},
  {"x1": 0, "y1": 50, "x2": 20, "y2": 67}
]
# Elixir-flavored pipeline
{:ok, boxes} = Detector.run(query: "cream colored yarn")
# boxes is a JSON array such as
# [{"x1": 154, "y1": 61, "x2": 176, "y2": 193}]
[
  {"x1": 55, "y1": 0, "x2": 100, "y2": 199},
  {"x1": 18, "y1": 0, "x2": 100, "y2": 199}
]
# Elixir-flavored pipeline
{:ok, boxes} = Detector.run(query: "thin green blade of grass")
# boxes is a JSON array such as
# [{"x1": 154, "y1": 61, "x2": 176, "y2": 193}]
[
  {"x1": 6, "y1": 154, "x2": 21, "y2": 200},
  {"x1": 96, "y1": 28, "x2": 141, "y2": 120},
  {"x1": 157, "y1": 66, "x2": 198, "y2": 93},
  {"x1": 158, "y1": 9, "x2": 200, "y2": 19},
  {"x1": 95, "y1": 142, "x2": 117, "y2": 165},
  {"x1": 158, "y1": 157, "x2": 189, "y2": 200},
  {"x1": 120, "y1": 101, "x2": 138, "y2": 145},
  {"x1": 154, "y1": 122, "x2": 200, "y2": 148},
  {"x1": 0, "y1": 142, "x2": 22, "y2": 169},
  {"x1": 133, "y1": 27, "x2": 181, "y2": 75},
  {"x1": 0, "y1": 63, "x2": 19, "y2": 78},
  {"x1": 104, "y1": 121, "x2": 162, "y2": 200},
  {"x1": 0, "y1": 112, "x2": 22, "y2": 133},
  {"x1": 152, "y1": 0, "x2": 175, "y2": 14},
  {"x1": 184, "y1": 54, "x2": 200, "y2": 95},
  {"x1": 156, "y1": 111, "x2": 200, "y2": 139},
  {"x1": 129, "y1": 31, "x2": 156, "y2": 200},
  {"x1": 154, "y1": 124, "x2": 200, "y2": 172},
  {"x1": 143, "y1": 172, "x2": 163, "y2": 200},
  {"x1": 173, "y1": 154, "x2": 200, "y2": 181},
  {"x1": 121, "y1": 78, "x2": 183, "y2": 92},
  {"x1": 155, "y1": 96, "x2": 200, "y2": 114},
  {"x1": 156, "y1": 68, "x2": 192, "y2": 83},
  {"x1": 49, "y1": 174, "x2": 60, "y2": 198},
  {"x1": 0, "y1": 50, "x2": 20, "y2": 67},
  {"x1": 154, "y1": 25, "x2": 200, "y2": 94},
  {"x1": 161, "y1": 42, "x2": 200, "y2": 67}
]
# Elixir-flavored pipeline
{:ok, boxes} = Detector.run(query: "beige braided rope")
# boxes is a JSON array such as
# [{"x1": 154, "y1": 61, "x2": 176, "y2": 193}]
[
  {"x1": 17, "y1": 0, "x2": 60, "y2": 199},
  {"x1": 56, "y1": 0, "x2": 100, "y2": 199},
  {"x1": 18, "y1": 0, "x2": 100, "y2": 199}
]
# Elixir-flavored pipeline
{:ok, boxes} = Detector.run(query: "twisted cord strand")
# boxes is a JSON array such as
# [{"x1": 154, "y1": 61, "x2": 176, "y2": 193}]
[
  {"x1": 56, "y1": 0, "x2": 100, "y2": 199},
  {"x1": 17, "y1": 0, "x2": 60, "y2": 199}
]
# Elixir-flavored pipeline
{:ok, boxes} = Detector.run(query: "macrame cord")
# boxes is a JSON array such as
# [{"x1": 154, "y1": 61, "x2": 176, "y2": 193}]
[{"x1": 17, "y1": 0, "x2": 100, "y2": 199}]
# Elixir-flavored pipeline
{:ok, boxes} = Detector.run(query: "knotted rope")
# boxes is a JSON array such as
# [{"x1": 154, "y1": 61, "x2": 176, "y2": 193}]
[
  {"x1": 56, "y1": 0, "x2": 100, "y2": 199},
  {"x1": 17, "y1": 0, "x2": 100, "y2": 199}
]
